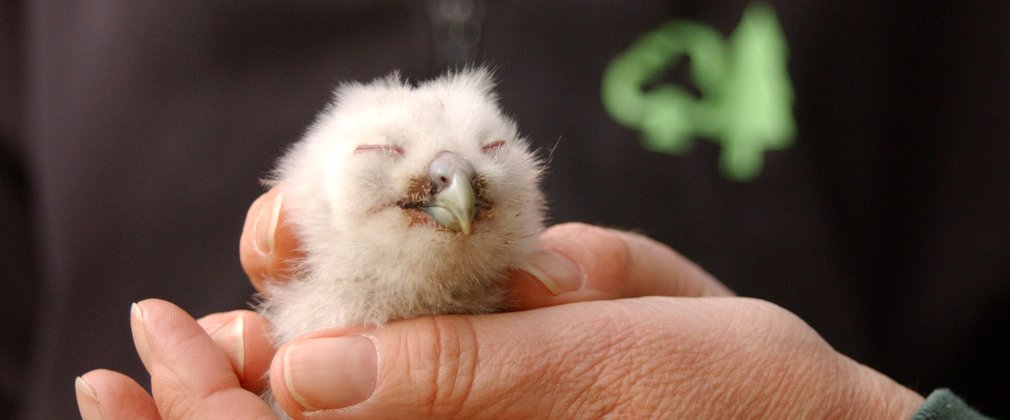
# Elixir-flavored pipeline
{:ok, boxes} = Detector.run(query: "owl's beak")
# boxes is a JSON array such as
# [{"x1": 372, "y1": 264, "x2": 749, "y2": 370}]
[{"x1": 423, "y1": 152, "x2": 477, "y2": 235}]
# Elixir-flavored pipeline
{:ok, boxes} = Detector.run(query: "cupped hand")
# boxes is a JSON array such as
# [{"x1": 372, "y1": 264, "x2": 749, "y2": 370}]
[
  {"x1": 77, "y1": 299, "x2": 923, "y2": 419},
  {"x1": 77, "y1": 188, "x2": 923, "y2": 419},
  {"x1": 265, "y1": 296, "x2": 924, "y2": 418}
]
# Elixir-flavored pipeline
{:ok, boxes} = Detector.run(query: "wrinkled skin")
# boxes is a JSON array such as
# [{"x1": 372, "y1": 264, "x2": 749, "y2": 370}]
[{"x1": 75, "y1": 188, "x2": 923, "y2": 419}]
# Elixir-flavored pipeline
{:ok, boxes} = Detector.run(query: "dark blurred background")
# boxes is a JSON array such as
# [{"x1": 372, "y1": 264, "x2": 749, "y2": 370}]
[{"x1": 2, "y1": 1, "x2": 1008, "y2": 418}]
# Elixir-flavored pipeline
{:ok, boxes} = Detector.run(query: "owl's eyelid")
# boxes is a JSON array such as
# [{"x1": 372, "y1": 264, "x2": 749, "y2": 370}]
[
  {"x1": 354, "y1": 144, "x2": 405, "y2": 156},
  {"x1": 480, "y1": 139, "x2": 506, "y2": 154}
]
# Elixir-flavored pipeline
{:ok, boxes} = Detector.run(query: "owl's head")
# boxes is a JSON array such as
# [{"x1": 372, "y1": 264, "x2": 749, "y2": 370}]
[{"x1": 276, "y1": 68, "x2": 545, "y2": 267}]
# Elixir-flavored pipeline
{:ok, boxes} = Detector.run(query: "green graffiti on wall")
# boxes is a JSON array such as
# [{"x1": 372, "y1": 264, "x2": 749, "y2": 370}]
[{"x1": 602, "y1": 3, "x2": 795, "y2": 181}]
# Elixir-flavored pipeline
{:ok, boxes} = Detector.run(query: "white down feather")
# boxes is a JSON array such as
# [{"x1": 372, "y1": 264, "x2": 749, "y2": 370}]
[{"x1": 259, "y1": 68, "x2": 546, "y2": 345}]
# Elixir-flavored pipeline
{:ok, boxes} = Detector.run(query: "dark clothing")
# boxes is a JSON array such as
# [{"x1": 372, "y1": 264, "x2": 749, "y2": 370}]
[
  {"x1": 914, "y1": 390, "x2": 991, "y2": 420},
  {"x1": 2, "y1": 1, "x2": 1008, "y2": 418}
]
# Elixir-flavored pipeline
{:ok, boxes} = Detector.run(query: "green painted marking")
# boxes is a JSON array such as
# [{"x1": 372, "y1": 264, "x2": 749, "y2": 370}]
[{"x1": 602, "y1": 3, "x2": 795, "y2": 181}]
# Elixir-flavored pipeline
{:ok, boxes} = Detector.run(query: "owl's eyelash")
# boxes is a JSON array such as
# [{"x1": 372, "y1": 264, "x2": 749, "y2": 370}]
[
  {"x1": 354, "y1": 144, "x2": 404, "y2": 157},
  {"x1": 480, "y1": 139, "x2": 506, "y2": 154}
]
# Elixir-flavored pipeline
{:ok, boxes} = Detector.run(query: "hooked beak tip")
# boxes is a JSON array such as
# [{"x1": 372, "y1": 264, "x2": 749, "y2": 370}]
[{"x1": 423, "y1": 168, "x2": 477, "y2": 234}]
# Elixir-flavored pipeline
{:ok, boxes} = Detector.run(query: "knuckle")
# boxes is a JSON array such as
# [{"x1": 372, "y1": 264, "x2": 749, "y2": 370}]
[
  {"x1": 153, "y1": 386, "x2": 197, "y2": 420},
  {"x1": 398, "y1": 315, "x2": 480, "y2": 417},
  {"x1": 733, "y1": 298, "x2": 808, "y2": 331}
]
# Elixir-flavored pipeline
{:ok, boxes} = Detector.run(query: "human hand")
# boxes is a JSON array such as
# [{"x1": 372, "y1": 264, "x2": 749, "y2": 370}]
[
  {"x1": 76, "y1": 188, "x2": 923, "y2": 419},
  {"x1": 76, "y1": 299, "x2": 924, "y2": 418},
  {"x1": 238, "y1": 186, "x2": 734, "y2": 306},
  {"x1": 75, "y1": 303, "x2": 277, "y2": 419},
  {"x1": 263, "y1": 296, "x2": 924, "y2": 418}
]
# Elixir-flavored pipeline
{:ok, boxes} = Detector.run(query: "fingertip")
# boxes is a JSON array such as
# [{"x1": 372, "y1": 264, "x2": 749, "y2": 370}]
[
  {"x1": 240, "y1": 190, "x2": 280, "y2": 291},
  {"x1": 517, "y1": 248, "x2": 583, "y2": 294},
  {"x1": 198, "y1": 311, "x2": 246, "y2": 376},
  {"x1": 269, "y1": 342, "x2": 308, "y2": 418},
  {"x1": 240, "y1": 187, "x2": 302, "y2": 293},
  {"x1": 129, "y1": 302, "x2": 153, "y2": 373},
  {"x1": 505, "y1": 268, "x2": 557, "y2": 309},
  {"x1": 509, "y1": 222, "x2": 732, "y2": 309},
  {"x1": 508, "y1": 223, "x2": 630, "y2": 309},
  {"x1": 75, "y1": 375, "x2": 102, "y2": 420},
  {"x1": 197, "y1": 310, "x2": 275, "y2": 393},
  {"x1": 77, "y1": 369, "x2": 160, "y2": 420},
  {"x1": 539, "y1": 222, "x2": 631, "y2": 295}
]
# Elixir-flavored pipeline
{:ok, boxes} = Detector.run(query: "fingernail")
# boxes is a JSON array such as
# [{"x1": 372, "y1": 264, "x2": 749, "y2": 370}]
[
  {"x1": 519, "y1": 249, "x2": 583, "y2": 294},
  {"x1": 207, "y1": 314, "x2": 246, "y2": 377},
  {"x1": 254, "y1": 192, "x2": 284, "y2": 255},
  {"x1": 75, "y1": 376, "x2": 102, "y2": 420},
  {"x1": 283, "y1": 337, "x2": 378, "y2": 411},
  {"x1": 130, "y1": 303, "x2": 151, "y2": 360}
]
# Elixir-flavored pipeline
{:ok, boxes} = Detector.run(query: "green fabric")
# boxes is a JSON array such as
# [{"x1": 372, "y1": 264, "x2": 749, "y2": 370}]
[{"x1": 912, "y1": 389, "x2": 991, "y2": 420}]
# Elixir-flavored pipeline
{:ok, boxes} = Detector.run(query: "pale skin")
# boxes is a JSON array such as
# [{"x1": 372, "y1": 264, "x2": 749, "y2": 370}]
[{"x1": 76, "y1": 187, "x2": 925, "y2": 419}]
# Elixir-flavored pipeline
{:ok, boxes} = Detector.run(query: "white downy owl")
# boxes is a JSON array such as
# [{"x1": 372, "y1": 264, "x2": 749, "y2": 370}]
[{"x1": 258, "y1": 68, "x2": 546, "y2": 415}]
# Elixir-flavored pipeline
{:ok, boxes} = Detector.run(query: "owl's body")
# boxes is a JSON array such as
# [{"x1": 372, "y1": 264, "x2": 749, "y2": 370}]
[{"x1": 259, "y1": 69, "x2": 545, "y2": 346}]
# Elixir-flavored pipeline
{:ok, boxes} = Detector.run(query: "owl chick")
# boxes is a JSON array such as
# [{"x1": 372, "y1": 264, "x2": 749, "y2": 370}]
[{"x1": 259, "y1": 68, "x2": 546, "y2": 347}]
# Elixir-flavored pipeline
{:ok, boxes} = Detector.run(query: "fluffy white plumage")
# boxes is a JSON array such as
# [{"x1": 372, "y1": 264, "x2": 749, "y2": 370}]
[{"x1": 259, "y1": 68, "x2": 546, "y2": 346}]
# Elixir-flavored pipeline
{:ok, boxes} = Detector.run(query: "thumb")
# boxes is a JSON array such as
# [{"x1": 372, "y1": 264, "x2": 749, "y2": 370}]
[
  {"x1": 268, "y1": 298, "x2": 925, "y2": 419},
  {"x1": 269, "y1": 298, "x2": 706, "y2": 419}
]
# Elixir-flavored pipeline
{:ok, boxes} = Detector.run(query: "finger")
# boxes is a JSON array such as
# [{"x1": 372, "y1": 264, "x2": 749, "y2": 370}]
[
  {"x1": 196, "y1": 310, "x2": 276, "y2": 393},
  {"x1": 266, "y1": 301, "x2": 667, "y2": 418},
  {"x1": 509, "y1": 222, "x2": 733, "y2": 309},
  {"x1": 76, "y1": 369, "x2": 161, "y2": 420},
  {"x1": 264, "y1": 298, "x2": 764, "y2": 418},
  {"x1": 268, "y1": 298, "x2": 920, "y2": 419},
  {"x1": 131, "y1": 299, "x2": 277, "y2": 419},
  {"x1": 239, "y1": 187, "x2": 303, "y2": 292}
]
